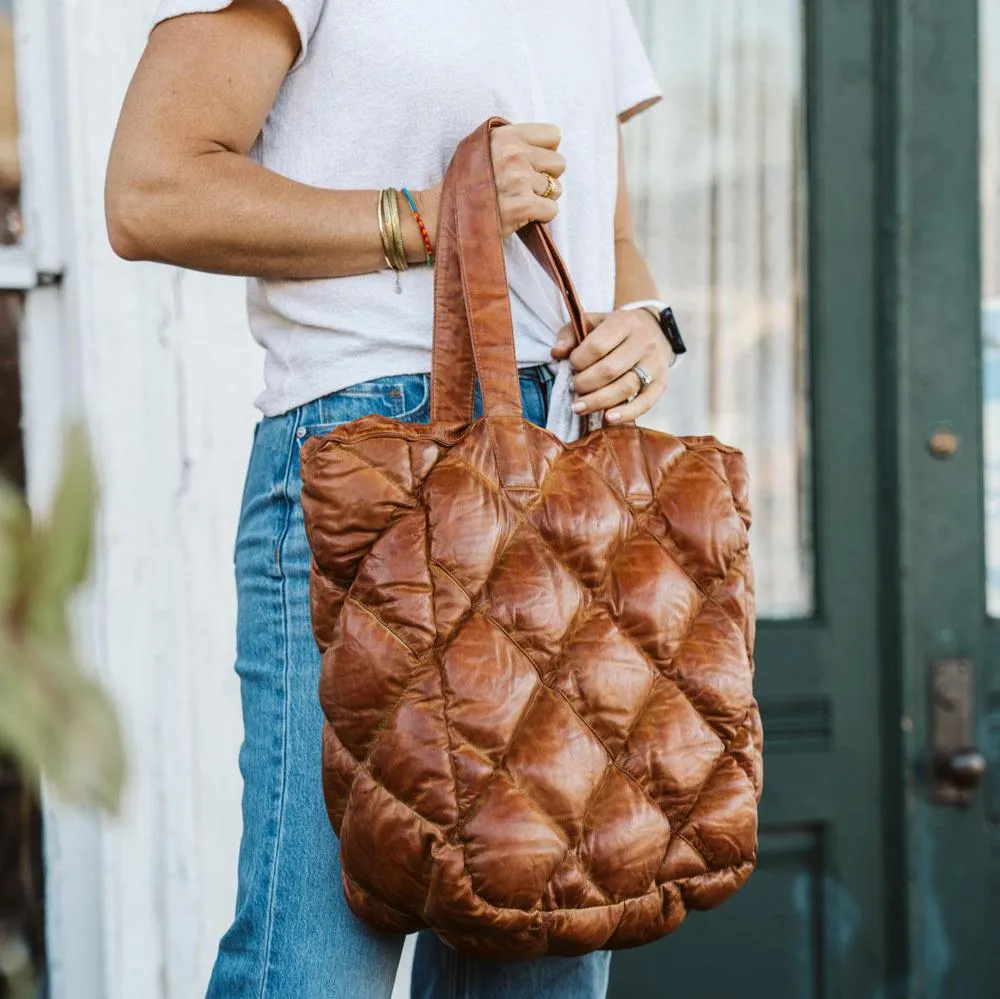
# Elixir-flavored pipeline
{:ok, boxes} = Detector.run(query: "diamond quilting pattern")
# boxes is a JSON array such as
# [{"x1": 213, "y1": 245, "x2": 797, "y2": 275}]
[
  {"x1": 463, "y1": 773, "x2": 570, "y2": 910},
  {"x1": 481, "y1": 524, "x2": 587, "y2": 669},
  {"x1": 608, "y1": 530, "x2": 704, "y2": 664},
  {"x1": 301, "y1": 420, "x2": 761, "y2": 958},
  {"x1": 503, "y1": 688, "x2": 611, "y2": 841},
  {"x1": 546, "y1": 608, "x2": 657, "y2": 755},
  {"x1": 526, "y1": 451, "x2": 634, "y2": 588},
  {"x1": 441, "y1": 612, "x2": 540, "y2": 759},
  {"x1": 616, "y1": 677, "x2": 727, "y2": 819},
  {"x1": 581, "y1": 767, "x2": 672, "y2": 902},
  {"x1": 646, "y1": 452, "x2": 749, "y2": 587},
  {"x1": 424, "y1": 455, "x2": 517, "y2": 600},
  {"x1": 349, "y1": 509, "x2": 436, "y2": 654},
  {"x1": 669, "y1": 598, "x2": 754, "y2": 741}
]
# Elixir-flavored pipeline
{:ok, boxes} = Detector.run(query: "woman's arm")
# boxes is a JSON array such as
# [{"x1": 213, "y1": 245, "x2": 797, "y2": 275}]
[
  {"x1": 551, "y1": 130, "x2": 672, "y2": 423},
  {"x1": 611, "y1": 135, "x2": 660, "y2": 309},
  {"x1": 105, "y1": 0, "x2": 564, "y2": 278}
]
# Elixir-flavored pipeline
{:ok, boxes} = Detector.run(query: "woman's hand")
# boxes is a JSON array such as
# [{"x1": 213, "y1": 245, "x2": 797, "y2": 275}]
[
  {"x1": 411, "y1": 123, "x2": 564, "y2": 254},
  {"x1": 551, "y1": 309, "x2": 673, "y2": 424},
  {"x1": 490, "y1": 123, "x2": 566, "y2": 237}
]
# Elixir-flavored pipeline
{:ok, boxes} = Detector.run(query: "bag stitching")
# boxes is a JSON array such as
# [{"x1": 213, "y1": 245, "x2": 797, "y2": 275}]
[
  {"x1": 426, "y1": 506, "x2": 466, "y2": 841},
  {"x1": 344, "y1": 594, "x2": 422, "y2": 661}
]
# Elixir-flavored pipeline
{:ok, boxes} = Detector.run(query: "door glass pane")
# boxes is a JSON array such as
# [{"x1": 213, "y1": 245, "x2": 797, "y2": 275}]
[
  {"x1": 626, "y1": 0, "x2": 811, "y2": 618},
  {"x1": 983, "y1": 0, "x2": 1000, "y2": 614}
]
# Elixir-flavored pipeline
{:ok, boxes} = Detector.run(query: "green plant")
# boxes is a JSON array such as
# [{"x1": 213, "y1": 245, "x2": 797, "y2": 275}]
[{"x1": 0, "y1": 425, "x2": 125, "y2": 813}]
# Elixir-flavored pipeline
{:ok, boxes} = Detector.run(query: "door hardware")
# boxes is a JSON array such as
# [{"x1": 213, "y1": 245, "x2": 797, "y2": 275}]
[
  {"x1": 930, "y1": 658, "x2": 986, "y2": 806},
  {"x1": 927, "y1": 428, "x2": 960, "y2": 459}
]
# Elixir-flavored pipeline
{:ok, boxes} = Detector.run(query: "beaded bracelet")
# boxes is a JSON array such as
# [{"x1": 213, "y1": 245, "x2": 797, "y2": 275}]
[{"x1": 401, "y1": 187, "x2": 435, "y2": 267}]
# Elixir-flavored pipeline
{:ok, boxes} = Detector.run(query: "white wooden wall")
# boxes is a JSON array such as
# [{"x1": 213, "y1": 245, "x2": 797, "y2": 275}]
[{"x1": 18, "y1": 2, "x2": 266, "y2": 996}]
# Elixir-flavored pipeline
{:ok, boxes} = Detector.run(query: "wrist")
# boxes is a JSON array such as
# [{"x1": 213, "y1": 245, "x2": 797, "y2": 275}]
[
  {"x1": 621, "y1": 302, "x2": 664, "y2": 335},
  {"x1": 619, "y1": 299, "x2": 686, "y2": 367}
]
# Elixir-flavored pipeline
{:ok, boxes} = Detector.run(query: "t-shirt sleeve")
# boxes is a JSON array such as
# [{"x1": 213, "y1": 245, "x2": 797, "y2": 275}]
[
  {"x1": 152, "y1": 0, "x2": 326, "y2": 69},
  {"x1": 608, "y1": 0, "x2": 663, "y2": 121}
]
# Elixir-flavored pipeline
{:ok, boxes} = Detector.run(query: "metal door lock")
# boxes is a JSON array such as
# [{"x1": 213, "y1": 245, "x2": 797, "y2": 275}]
[{"x1": 930, "y1": 659, "x2": 987, "y2": 807}]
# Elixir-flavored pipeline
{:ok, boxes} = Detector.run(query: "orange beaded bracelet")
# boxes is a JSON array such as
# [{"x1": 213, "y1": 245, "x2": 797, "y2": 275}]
[{"x1": 401, "y1": 188, "x2": 434, "y2": 267}]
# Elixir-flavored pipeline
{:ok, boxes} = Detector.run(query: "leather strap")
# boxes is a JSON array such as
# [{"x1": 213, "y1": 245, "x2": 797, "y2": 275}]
[{"x1": 431, "y1": 118, "x2": 589, "y2": 424}]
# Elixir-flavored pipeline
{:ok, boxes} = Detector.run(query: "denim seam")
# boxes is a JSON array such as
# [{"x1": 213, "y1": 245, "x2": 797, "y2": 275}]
[
  {"x1": 271, "y1": 415, "x2": 301, "y2": 578},
  {"x1": 257, "y1": 414, "x2": 300, "y2": 998}
]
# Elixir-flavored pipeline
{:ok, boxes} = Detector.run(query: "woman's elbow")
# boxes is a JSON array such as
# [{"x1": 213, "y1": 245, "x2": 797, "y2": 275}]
[
  {"x1": 105, "y1": 155, "x2": 176, "y2": 263},
  {"x1": 105, "y1": 177, "x2": 147, "y2": 262},
  {"x1": 105, "y1": 196, "x2": 143, "y2": 262}
]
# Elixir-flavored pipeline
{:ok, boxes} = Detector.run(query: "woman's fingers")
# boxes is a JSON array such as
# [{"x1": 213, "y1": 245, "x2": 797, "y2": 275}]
[
  {"x1": 550, "y1": 321, "x2": 578, "y2": 360},
  {"x1": 528, "y1": 146, "x2": 567, "y2": 179},
  {"x1": 567, "y1": 309, "x2": 672, "y2": 418},
  {"x1": 572, "y1": 369, "x2": 644, "y2": 416},
  {"x1": 568, "y1": 312, "x2": 631, "y2": 373},
  {"x1": 515, "y1": 122, "x2": 562, "y2": 150},
  {"x1": 605, "y1": 373, "x2": 668, "y2": 424},
  {"x1": 491, "y1": 122, "x2": 566, "y2": 236},
  {"x1": 571, "y1": 335, "x2": 649, "y2": 398},
  {"x1": 529, "y1": 141, "x2": 566, "y2": 198}
]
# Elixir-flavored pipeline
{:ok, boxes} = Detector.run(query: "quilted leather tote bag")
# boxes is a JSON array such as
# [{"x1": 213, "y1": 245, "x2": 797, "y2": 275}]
[{"x1": 300, "y1": 118, "x2": 763, "y2": 960}]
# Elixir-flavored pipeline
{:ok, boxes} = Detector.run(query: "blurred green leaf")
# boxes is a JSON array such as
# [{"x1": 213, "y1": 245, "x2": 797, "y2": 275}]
[
  {"x1": 0, "y1": 424, "x2": 125, "y2": 813},
  {"x1": 27, "y1": 425, "x2": 97, "y2": 642},
  {"x1": 0, "y1": 476, "x2": 29, "y2": 619},
  {"x1": 0, "y1": 632, "x2": 125, "y2": 812}
]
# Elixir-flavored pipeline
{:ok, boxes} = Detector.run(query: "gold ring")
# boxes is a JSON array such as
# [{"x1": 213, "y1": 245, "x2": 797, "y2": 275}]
[{"x1": 541, "y1": 173, "x2": 558, "y2": 199}]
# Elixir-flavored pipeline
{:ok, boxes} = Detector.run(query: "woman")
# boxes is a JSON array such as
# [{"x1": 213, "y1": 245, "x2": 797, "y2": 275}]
[{"x1": 105, "y1": 2, "x2": 673, "y2": 996}]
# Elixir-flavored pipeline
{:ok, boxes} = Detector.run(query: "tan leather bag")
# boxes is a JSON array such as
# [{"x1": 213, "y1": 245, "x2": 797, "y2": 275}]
[{"x1": 300, "y1": 118, "x2": 762, "y2": 960}]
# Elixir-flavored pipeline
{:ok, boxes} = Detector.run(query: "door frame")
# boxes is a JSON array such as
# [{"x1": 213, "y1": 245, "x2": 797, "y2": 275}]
[{"x1": 886, "y1": 0, "x2": 997, "y2": 996}]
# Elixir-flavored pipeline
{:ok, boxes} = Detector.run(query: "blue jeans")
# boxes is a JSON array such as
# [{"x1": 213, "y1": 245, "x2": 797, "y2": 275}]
[{"x1": 208, "y1": 365, "x2": 611, "y2": 999}]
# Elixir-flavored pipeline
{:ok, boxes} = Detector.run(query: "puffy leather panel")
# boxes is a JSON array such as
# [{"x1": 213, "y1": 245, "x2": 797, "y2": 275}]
[{"x1": 301, "y1": 417, "x2": 762, "y2": 958}]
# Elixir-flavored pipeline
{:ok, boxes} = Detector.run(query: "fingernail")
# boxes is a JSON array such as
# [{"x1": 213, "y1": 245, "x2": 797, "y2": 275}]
[
  {"x1": 607, "y1": 412, "x2": 622, "y2": 423},
  {"x1": 572, "y1": 400, "x2": 585, "y2": 414}
]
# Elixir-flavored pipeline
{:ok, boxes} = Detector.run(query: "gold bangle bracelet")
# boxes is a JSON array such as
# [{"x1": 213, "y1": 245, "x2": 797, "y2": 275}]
[
  {"x1": 380, "y1": 188, "x2": 394, "y2": 268},
  {"x1": 377, "y1": 190, "x2": 395, "y2": 272},
  {"x1": 383, "y1": 187, "x2": 408, "y2": 272}
]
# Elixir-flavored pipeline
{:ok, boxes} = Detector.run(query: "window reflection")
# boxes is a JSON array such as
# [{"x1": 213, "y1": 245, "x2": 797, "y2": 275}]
[{"x1": 626, "y1": 0, "x2": 812, "y2": 618}]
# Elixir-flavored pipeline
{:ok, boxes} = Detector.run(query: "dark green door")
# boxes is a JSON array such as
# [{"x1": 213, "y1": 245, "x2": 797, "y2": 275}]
[{"x1": 609, "y1": 1, "x2": 997, "y2": 996}]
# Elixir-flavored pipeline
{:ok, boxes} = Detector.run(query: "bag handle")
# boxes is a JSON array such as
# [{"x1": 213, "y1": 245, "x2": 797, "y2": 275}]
[{"x1": 430, "y1": 118, "x2": 590, "y2": 425}]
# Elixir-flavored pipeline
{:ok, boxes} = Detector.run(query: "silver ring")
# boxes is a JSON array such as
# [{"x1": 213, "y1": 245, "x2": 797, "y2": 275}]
[{"x1": 631, "y1": 363, "x2": 654, "y2": 390}]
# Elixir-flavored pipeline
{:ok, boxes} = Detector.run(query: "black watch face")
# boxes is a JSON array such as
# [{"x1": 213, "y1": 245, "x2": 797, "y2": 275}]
[{"x1": 660, "y1": 308, "x2": 687, "y2": 355}]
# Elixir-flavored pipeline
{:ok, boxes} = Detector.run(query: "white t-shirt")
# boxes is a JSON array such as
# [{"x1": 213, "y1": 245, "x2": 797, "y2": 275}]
[{"x1": 152, "y1": 0, "x2": 661, "y2": 417}]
